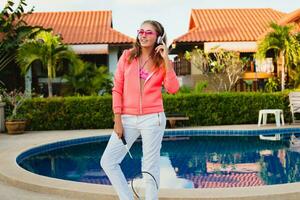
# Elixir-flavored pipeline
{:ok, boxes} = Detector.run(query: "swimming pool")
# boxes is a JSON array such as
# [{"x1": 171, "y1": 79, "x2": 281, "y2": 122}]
[{"x1": 17, "y1": 129, "x2": 300, "y2": 189}]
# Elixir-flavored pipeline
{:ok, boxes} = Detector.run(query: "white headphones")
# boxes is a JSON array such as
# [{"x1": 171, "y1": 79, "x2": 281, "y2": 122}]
[{"x1": 156, "y1": 30, "x2": 166, "y2": 44}]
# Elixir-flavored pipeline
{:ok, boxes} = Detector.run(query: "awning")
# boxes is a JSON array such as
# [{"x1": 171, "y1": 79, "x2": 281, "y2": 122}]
[
  {"x1": 204, "y1": 42, "x2": 257, "y2": 53},
  {"x1": 69, "y1": 44, "x2": 108, "y2": 54}
]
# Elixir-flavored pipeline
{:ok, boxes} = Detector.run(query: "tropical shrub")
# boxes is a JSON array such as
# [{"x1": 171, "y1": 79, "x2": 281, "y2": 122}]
[
  {"x1": 185, "y1": 47, "x2": 247, "y2": 92},
  {"x1": 256, "y1": 22, "x2": 300, "y2": 90},
  {"x1": 18, "y1": 92, "x2": 290, "y2": 130}
]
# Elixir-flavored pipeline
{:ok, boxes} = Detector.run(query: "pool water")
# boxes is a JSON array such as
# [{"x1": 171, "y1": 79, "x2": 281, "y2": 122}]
[{"x1": 18, "y1": 136, "x2": 300, "y2": 189}]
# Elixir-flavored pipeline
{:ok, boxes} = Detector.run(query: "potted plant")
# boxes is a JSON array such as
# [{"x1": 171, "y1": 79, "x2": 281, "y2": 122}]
[{"x1": 2, "y1": 89, "x2": 28, "y2": 134}]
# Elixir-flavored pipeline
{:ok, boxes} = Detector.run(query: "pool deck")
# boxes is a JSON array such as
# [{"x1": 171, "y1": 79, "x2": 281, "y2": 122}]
[{"x1": 1, "y1": 124, "x2": 300, "y2": 200}]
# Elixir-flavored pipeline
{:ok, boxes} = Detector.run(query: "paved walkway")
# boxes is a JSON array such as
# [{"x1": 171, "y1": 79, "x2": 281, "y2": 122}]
[
  {"x1": 0, "y1": 181, "x2": 72, "y2": 200},
  {"x1": 0, "y1": 129, "x2": 108, "y2": 200},
  {"x1": 1, "y1": 125, "x2": 300, "y2": 200}
]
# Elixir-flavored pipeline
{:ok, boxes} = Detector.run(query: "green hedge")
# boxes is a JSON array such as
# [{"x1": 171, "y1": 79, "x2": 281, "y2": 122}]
[
  {"x1": 19, "y1": 96, "x2": 113, "y2": 130},
  {"x1": 163, "y1": 92, "x2": 290, "y2": 126},
  {"x1": 18, "y1": 92, "x2": 290, "y2": 130}
]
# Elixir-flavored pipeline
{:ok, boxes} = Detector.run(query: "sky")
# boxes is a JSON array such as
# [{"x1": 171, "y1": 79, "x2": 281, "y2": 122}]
[{"x1": 0, "y1": 0, "x2": 299, "y2": 44}]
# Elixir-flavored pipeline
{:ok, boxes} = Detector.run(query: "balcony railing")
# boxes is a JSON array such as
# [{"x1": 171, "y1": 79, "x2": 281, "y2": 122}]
[{"x1": 173, "y1": 59, "x2": 191, "y2": 76}]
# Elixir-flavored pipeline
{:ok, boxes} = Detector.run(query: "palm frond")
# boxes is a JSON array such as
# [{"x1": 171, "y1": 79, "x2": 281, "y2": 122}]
[
  {"x1": 0, "y1": 51, "x2": 15, "y2": 71},
  {"x1": 16, "y1": 40, "x2": 45, "y2": 74},
  {"x1": 256, "y1": 22, "x2": 300, "y2": 64}
]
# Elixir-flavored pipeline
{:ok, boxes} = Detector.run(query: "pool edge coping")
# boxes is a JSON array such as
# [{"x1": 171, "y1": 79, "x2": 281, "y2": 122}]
[{"x1": 1, "y1": 126, "x2": 300, "y2": 199}]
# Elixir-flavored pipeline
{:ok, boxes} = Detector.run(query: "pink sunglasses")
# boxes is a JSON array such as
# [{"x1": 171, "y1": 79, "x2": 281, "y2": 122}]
[{"x1": 137, "y1": 29, "x2": 157, "y2": 36}]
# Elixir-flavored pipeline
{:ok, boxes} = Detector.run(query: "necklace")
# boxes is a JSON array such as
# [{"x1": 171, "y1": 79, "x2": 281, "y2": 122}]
[{"x1": 139, "y1": 56, "x2": 152, "y2": 80}]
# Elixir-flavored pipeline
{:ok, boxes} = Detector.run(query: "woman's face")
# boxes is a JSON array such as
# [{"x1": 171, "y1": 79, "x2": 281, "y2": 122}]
[{"x1": 137, "y1": 23, "x2": 158, "y2": 48}]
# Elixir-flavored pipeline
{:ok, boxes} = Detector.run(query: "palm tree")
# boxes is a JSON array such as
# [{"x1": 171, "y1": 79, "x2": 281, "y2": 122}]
[
  {"x1": 256, "y1": 22, "x2": 300, "y2": 91},
  {"x1": 64, "y1": 61, "x2": 113, "y2": 95},
  {"x1": 0, "y1": 0, "x2": 45, "y2": 88},
  {"x1": 17, "y1": 31, "x2": 79, "y2": 97},
  {"x1": 0, "y1": 52, "x2": 15, "y2": 86}
]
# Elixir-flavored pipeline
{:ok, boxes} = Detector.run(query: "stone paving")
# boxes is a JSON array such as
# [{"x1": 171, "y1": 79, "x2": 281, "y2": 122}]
[{"x1": 1, "y1": 125, "x2": 300, "y2": 200}]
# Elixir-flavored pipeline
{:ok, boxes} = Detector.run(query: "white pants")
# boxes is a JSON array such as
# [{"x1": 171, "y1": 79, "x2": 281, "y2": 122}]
[{"x1": 100, "y1": 112, "x2": 166, "y2": 200}]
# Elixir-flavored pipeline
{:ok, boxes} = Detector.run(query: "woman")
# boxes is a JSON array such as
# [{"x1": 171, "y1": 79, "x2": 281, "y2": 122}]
[{"x1": 100, "y1": 20, "x2": 179, "y2": 200}]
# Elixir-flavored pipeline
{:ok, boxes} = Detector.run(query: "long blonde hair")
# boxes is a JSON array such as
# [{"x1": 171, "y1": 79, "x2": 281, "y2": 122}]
[{"x1": 128, "y1": 20, "x2": 167, "y2": 69}]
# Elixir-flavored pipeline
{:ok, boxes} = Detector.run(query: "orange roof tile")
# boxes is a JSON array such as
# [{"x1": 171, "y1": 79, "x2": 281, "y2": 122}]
[
  {"x1": 23, "y1": 11, "x2": 134, "y2": 44},
  {"x1": 278, "y1": 8, "x2": 300, "y2": 26},
  {"x1": 258, "y1": 8, "x2": 300, "y2": 40},
  {"x1": 278, "y1": 8, "x2": 300, "y2": 32},
  {"x1": 174, "y1": 8, "x2": 286, "y2": 43}
]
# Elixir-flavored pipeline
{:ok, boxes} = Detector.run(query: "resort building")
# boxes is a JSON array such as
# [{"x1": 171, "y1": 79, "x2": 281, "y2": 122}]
[
  {"x1": 170, "y1": 8, "x2": 300, "y2": 90},
  {"x1": 1, "y1": 10, "x2": 134, "y2": 95}
]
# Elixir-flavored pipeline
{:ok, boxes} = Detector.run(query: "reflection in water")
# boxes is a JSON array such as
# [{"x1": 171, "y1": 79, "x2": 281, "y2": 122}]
[
  {"x1": 132, "y1": 156, "x2": 194, "y2": 189},
  {"x1": 160, "y1": 156, "x2": 194, "y2": 188},
  {"x1": 19, "y1": 136, "x2": 300, "y2": 189},
  {"x1": 206, "y1": 162, "x2": 261, "y2": 173}
]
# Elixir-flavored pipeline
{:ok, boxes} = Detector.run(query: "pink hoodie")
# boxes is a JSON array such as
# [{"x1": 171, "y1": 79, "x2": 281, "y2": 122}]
[{"x1": 112, "y1": 50, "x2": 179, "y2": 115}]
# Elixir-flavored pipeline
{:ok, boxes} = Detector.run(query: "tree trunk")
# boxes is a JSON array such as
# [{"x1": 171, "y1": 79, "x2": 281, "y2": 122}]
[
  {"x1": 281, "y1": 51, "x2": 285, "y2": 91},
  {"x1": 48, "y1": 77, "x2": 53, "y2": 97},
  {"x1": 25, "y1": 67, "x2": 32, "y2": 96},
  {"x1": 47, "y1": 61, "x2": 53, "y2": 97}
]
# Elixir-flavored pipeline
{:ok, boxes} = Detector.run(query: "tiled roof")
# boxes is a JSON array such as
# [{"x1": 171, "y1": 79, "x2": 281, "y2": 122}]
[
  {"x1": 23, "y1": 11, "x2": 134, "y2": 44},
  {"x1": 258, "y1": 8, "x2": 300, "y2": 40},
  {"x1": 278, "y1": 8, "x2": 300, "y2": 26},
  {"x1": 174, "y1": 8, "x2": 285, "y2": 43},
  {"x1": 278, "y1": 8, "x2": 300, "y2": 33}
]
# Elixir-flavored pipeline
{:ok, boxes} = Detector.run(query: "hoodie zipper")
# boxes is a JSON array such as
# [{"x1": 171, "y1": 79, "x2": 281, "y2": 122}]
[
  {"x1": 139, "y1": 64, "x2": 142, "y2": 115},
  {"x1": 140, "y1": 71, "x2": 155, "y2": 114},
  {"x1": 138, "y1": 59, "x2": 156, "y2": 114},
  {"x1": 139, "y1": 93, "x2": 142, "y2": 114}
]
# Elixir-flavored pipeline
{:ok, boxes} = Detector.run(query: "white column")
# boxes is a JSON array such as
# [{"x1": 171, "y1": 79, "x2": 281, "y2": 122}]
[
  {"x1": 108, "y1": 46, "x2": 119, "y2": 74},
  {"x1": 25, "y1": 67, "x2": 32, "y2": 96}
]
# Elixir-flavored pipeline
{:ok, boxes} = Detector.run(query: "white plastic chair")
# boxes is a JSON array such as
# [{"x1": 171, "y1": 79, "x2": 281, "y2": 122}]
[{"x1": 289, "y1": 92, "x2": 300, "y2": 124}]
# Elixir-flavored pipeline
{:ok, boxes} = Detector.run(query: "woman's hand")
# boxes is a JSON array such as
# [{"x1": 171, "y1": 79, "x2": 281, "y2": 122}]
[
  {"x1": 155, "y1": 40, "x2": 169, "y2": 62},
  {"x1": 155, "y1": 40, "x2": 173, "y2": 70},
  {"x1": 114, "y1": 114, "x2": 123, "y2": 138}
]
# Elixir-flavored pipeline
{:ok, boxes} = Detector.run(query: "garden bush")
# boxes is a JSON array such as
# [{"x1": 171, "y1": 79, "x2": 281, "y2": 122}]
[{"x1": 18, "y1": 92, "x2": 290, "y2": 130}]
